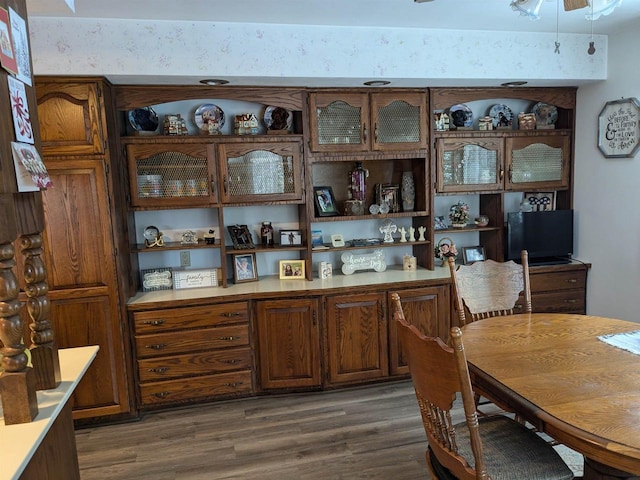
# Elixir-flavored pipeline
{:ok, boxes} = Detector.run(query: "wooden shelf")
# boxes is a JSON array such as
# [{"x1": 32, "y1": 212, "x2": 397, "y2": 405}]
[{"x1": 133, "y1": 241, "x2": 220, "y2": 252}]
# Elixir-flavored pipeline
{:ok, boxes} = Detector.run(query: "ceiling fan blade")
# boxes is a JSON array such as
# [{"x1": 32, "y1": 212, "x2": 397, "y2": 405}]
[{"x1": 564, "y1": 0, "x2": 589, "y2": 11}]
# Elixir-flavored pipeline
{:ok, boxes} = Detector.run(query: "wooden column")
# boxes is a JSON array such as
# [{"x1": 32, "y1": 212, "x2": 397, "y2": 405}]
[{"x1": 0, "y1": 194, "x2": 38, "y2": 425}]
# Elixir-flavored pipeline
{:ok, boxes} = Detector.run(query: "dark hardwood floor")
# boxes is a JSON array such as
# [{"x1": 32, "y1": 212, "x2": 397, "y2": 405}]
[{"x1": 75, "y1": 380, "x2": 583, "y2": 479}]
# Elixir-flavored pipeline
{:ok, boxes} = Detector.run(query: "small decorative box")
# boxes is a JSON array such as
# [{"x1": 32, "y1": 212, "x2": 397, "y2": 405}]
[{"x1": 173, "y1": 268, "x2": 218, "y2": 289}]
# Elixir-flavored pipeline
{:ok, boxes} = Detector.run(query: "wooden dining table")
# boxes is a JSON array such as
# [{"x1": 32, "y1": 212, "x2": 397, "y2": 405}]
[{"x1": 461, "y1": 313, "x2": 640, "y2": 480}]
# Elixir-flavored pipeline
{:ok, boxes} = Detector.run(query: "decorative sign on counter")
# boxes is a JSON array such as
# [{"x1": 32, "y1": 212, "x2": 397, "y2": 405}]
[
  {"x1": 141, "y1": 268, "x2": 173, "y2": 292},
  {"x1": 598, "y1": 97, "x2": 640, "y2": 158},
  {"x1": 341, "y1": 250, "x2": 386, "y2": 275},
  {"x1": 173, "y1": 268, "x2": 218, "y2": 289}
]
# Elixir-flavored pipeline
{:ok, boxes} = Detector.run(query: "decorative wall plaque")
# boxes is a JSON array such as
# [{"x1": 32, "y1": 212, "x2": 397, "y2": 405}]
[{"x1": 598, "y1": 97, "x2": 640, "y2": 158}]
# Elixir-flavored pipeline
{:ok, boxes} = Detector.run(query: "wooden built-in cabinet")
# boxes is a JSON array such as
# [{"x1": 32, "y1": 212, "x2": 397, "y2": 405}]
[
  {"x1": 35, "y1": 77, "x2": 133, "y2": 421},
  {"x1": 255, "y1": 298, "x2": 321, "y2": 389},
  {"x1": 132, "y1": 302, "x2": 253, "y2": 408},
  {"x1": 308, "y1": 91, "x2": 428, "y2": 153},
  {"x1": 325, "y1": 292, "x2": 388, "y2": 384},
  {"x1": 516, "y1": 262, "x2": 588, "y2": 314}
]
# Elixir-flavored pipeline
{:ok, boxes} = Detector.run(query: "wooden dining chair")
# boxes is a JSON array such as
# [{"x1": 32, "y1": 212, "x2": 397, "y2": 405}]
[
  {"x1": 448, "y1": 250, "x2": 531, "y2": 327},
  {"x1": 391, "y1": 293, "x2": 574, "y2": 480}
]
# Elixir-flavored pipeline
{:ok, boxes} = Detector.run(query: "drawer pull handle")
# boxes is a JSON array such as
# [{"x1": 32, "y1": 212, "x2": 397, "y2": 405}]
[
  {"x1": 221, "y1": 359, "x2": 240, "y2": 364},
  {"x1": 567, "y1": 279, "x2": 578, "y2": 284},
  {"x1": 220, "y1": 336, "x2": 237, "y2": 341},
  {"x1": 143, "y1": 319, "x2": 165, "y2": 326},
  {"x1": 148, "y1": 367, "x2": 170, "y2": 374},
  {"x1": 145, "y1": 343, "x2": 167, "y2": 350},
  {"x1": 224, "y1": 382, "x2": 243, "y2": 388},
  {"x1": 152, "y1": 391, "x2": 171, "y2": 398},
  {"x1": 514, "y1": 304, "x2": 523, "y2": 310},
  {"x1": 565, "y1": 299, "x2": 577, "y2": 304},
  {"x1": 222, "y1": 312, "x2": 243, "y2": 317}
]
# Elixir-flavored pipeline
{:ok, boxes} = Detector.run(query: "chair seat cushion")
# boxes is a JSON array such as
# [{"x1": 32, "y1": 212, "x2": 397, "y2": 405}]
[{"x1": 431, "y1": 415, "x2": 575, "y2": 480}]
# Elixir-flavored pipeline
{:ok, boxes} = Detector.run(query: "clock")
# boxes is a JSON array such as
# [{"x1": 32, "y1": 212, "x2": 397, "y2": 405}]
[
  {"x1": 144, "y1": 225, "x2": 164, "y2": 247},
  {"x1": 598, "y1": 97, "x2": 640, "y2": 158}
]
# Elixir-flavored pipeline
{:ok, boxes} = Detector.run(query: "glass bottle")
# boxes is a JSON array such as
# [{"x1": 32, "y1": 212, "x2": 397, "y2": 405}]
[
  {"x1": 348, "y1": 161, "x2": 368, "y2": 202},
  {"x1": 261, "y1": 221, "x2": 274, "y2": 246}
]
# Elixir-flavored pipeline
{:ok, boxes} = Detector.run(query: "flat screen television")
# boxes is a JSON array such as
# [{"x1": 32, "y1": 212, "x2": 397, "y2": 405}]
[{"x1": 506, "y1": 210, "x2": 574, "y2": 265}]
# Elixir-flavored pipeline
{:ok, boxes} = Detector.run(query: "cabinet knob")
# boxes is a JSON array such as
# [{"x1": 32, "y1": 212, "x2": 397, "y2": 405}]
[
  {"x1": 143, "y1": 319, "x2": 165, "y2": 326},
  {"x1": 567, "y1": 278, "x2": 578, "y2": 284},
  {"x1": 222, "y1": 312, "x2": 242, "y2": 317},
  {"x1": 221, "y1": 359, "x2": 240, "y2": 365},
  {"x1": 148, "y1": 367, "x2": 170, "y2": 374},
  {"x1": 152, "y1": 391, "x2": 171, "y2": 398},
  {"x1": 223, "y1": 174, "x2": 228, "y2": 194},
  {"x1": 145, "y1": 343, "x2": 167, "y2": 350},
  {"x1": 565, "y1": 299, "x2": 577, "y2": 304},
  {"x1": 363, "y1": 124, "x2": 368, "y2": 142},
  {"x1": 220, "y1": 336, "x2": 236, "y2": 341},
  {"x1": 224, "y1": 382, "x2": 243, "y2": 388}
]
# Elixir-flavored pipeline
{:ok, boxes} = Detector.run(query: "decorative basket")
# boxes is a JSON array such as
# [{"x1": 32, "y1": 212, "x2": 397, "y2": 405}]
[{"x1": 435, "y1": 237, "x2": 457, "y2": 266}]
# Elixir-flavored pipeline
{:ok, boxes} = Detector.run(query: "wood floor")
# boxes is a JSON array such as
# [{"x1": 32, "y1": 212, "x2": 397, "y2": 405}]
[{"x1": 75, "y1": 380, "x2": 583, "y2": 479}]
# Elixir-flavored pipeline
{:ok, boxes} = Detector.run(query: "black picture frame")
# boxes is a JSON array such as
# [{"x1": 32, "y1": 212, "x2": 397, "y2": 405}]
[
  {"x1": 462, "y1": 246, "x2": 486, "y2": 265},
  {"x1": 227, "y1": 224, "x2": 255, "y2": 249},
  {"x1": 233, "y1": 253, "x2": 258, "y2": 283},
  {"x1": 313, "y1": 186, "x2": 339, "y2": 217}
]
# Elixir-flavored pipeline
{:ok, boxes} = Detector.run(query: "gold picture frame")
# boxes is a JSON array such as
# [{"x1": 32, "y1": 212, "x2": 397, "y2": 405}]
[{"x1": 279, "y1": 260, "x2": 305, "y2": 279}]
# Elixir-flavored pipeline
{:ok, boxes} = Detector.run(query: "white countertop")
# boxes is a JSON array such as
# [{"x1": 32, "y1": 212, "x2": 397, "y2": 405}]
[
  {"x1": 0, "y1": 346, "x2": 99, "y2": 480},
  {"x1": 128, "y1": 265, "x2": 452, "y2": 305}
]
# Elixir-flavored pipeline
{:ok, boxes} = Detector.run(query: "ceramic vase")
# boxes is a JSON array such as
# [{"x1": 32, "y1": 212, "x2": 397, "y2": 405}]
[{"x1": 401, "y1": 171, "x2": 415, "y2": 212}]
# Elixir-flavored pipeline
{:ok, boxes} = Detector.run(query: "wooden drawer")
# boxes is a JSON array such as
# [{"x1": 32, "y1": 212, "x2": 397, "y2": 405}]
[
  {"x1": 140, "y1": 370, "x2": 253, "y2": 406},
  {"x1": 133, "y1": 302, "x2": 249, "y2": 334},
  {"x1": 135, "y1": 324, "x2": 249, "y2": 358},
  {"x1": 530, "y1": 270, "x2": 586, "y2": 293},
  {"x1": 516, "y1": 290, "x2": 585, "y2": 314},
  {"x1": 137, "y1": 347, "x2": 252, "y2": 382}
]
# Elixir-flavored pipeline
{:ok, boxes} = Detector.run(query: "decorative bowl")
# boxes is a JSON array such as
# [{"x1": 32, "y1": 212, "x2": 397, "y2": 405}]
[{"x1": 474, "y1": 216, "x2": 489, "y2": 227}]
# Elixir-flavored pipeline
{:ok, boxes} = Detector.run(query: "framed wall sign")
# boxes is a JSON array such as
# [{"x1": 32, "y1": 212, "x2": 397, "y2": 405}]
[{"x1": 598, "y1": 97, "x2": 640, "y2": 158}]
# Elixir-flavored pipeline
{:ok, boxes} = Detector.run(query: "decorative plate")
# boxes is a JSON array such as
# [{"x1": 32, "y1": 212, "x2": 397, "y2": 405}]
[
  {"x1": 264, "y1": 105, "x2": 292, "y2": 131},
  {"x1": 128, "y1": 107, "x2": 159, "y2": 131},
  {"x1": 195, "y1": 104, "x2": 225, "y2": 130},
  {"x1": 489, "y1": 104, "x2": 514, "y2": 128},
  {"x1": 449, "y1": 104, "x2": 473, "y2": 128},
  {"x1": 532, "y1": 102, "x2": 558, "y2": 126}
]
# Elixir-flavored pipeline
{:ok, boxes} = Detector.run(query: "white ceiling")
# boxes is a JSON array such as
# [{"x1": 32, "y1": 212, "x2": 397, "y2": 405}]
[{"x1": 25, "y1": 0, "x2": 640, "y2": 35}]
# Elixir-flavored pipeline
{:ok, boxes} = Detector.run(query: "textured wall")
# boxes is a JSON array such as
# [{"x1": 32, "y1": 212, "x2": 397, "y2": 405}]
[{"x1": 28, "y1": 17, "x2": 607, "y2": 86}]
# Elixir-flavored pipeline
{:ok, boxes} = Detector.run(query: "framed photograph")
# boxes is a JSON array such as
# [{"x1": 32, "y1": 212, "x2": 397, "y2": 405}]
[
  {"x1": 280, "y1": 230, "x2": 302, "y2": 246},
  {"x1": 279, "y1": 260, "x2": 305, "y2": 279},
  {"x1": 523, "y1": 192, "x2": 556, "y2": 212},
  {"x1": 375, "y1": 183, "x2": 400, "y2": 213},
  {"x1": 434, "y1": 216, "x2": 447, "y2": 230},
  {"x1": 462, "y1": 246, "x2": 486, "y2": 265},
  {"x1": 313, "y1": 186, "x2": 339, "y2": 217},
  {"x1": 233, "y1": 253, "x2": 258, "y2": 283},
  {"x1": 227, "y1": 224, "x2": 255, "y2": 249}
]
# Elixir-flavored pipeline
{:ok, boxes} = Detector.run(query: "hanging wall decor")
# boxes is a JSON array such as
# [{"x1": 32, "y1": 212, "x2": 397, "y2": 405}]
[{"x1": 597, "y1": 97, "x2": 640, "y2": 158}]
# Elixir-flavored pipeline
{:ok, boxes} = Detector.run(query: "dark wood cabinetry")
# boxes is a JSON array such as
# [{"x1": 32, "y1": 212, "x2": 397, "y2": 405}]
[
  {"x1": 132, "y1": 302, "x2": 253, "y2": 408},
  {"x1": 35, "y1": 77, "x2": 132, "y2": 420},
  {"x1": 325, "y1": 292, "x2": 388, "y2": 384},
  {"x1": 255, "y1": 298, "x2": 321, "y2": 389}
]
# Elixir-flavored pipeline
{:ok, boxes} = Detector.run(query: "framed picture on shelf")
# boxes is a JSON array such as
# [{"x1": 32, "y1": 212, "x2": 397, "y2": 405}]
[
  {"x1": 434, "y1": 216, "x2": 447, "y2": 230},
  {"x1": 523, "y1": 192, "x2": 556, "y2": 212},
  {"x1": 280, "y1": 230, "x2": 302, "y2": 246},
  {"x1": 375, "y1": 183, "x2": 400, "y2": 213},
  {"x1": 279, "y1": 260, "x2": 305, "y2": 279},
  {"x1": 233, "y1": 253, "x2": 258, "y2": 283},
  {"x1": 227, "y1": 224, "x2": 255, "y2": 249},
  {"x1": 462, "y1": 246, "x2": 486, "y2": 265},
  {"x1": 313, "y1": 186, "x2": 339, "y2": 217},
  {"x1": 140, "y1": 268, "x2": 173, "y2": 292}
]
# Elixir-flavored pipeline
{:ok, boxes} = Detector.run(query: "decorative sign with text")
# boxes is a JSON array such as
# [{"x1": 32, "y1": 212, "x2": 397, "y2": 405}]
[{"x1": 598, "y1": 97, "x2": 640, "y2": 158}]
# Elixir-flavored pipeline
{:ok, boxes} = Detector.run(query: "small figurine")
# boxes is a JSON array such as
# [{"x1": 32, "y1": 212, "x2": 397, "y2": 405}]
[
  {"x1": 408, "y1": 226, "x2": 416, "y2": 242},
  {"x1": 399, "y1": 227, "x2": 407, "y2": 243},
  {"x1": 418, "y1": 226, "x2": 426, "y2": 242},
  {"x1": 379, "y1": 219, "x2": 397, "y2": 244}
]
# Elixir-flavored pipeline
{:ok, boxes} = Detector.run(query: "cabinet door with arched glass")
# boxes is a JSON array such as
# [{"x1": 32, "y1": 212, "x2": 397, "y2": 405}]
[
  {"x1": 435, "y1": 137, "x2": 504, "y2": 193},
  {"x1": 505, "y1": 133, "x2": 570, "y2": 191},
  {"x1": 218, "y1": 140, "x2": 304, "y2": 204},
  {"x1": 371, "y1": 92, "x2": 427, "y2": 151}
]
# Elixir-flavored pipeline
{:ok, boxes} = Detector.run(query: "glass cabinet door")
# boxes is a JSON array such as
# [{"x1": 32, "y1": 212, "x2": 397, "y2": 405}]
[
  {"x1": 218, "y1": 141, "x2": 303, "y2": 204},
  {"x1": 506, "y1": 135, "x2": 570, "y2": 190},
  {"x1": 309, "y1": 93, "x2": 369, "y2": 152},
  {"x1": 127, "y1": 142, "x2": 217, "y2": 208},
  {"x1": 436, "y1": 137, "x2": 503, "y2": 193},
  {"x1": 371, "y1": 92, "x2": 427, "y2": 151}
]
